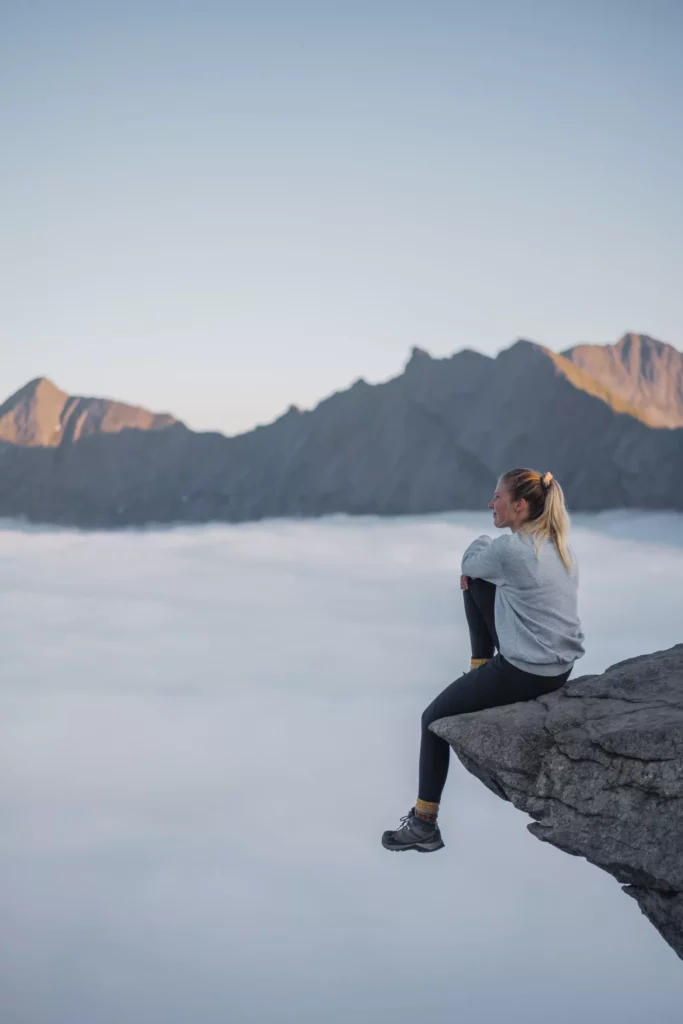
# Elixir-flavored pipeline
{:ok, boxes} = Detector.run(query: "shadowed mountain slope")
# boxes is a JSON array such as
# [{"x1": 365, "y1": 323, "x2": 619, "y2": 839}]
[{"x1": 1, "y1": 336, "x2": 682, "y2": 526}]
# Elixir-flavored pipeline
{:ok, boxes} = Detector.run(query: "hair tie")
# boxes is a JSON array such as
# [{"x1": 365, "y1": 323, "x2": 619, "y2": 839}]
[{"x1": 541, "y1": 471, "x2": 553, "y2": 491}]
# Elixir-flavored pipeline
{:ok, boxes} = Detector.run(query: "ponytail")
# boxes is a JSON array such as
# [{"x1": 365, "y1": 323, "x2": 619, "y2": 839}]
[{"x1": 501, "y1": 468, "x2": 573, "y2": 570}]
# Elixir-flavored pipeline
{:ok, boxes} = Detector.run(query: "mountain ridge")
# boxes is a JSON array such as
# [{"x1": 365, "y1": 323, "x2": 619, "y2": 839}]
[
  {"x1": 562, "y1": 333, "x2": 683, "y2": 428},
  {"x1": 0, "y1": 376, "x2": 181, "y2": 448},
  {"x1": 2, "y1": 333, "x2": 680, "y2": 447},
  {"x1": 1, "y1": 333, "x2": 682, "y2": 526}
]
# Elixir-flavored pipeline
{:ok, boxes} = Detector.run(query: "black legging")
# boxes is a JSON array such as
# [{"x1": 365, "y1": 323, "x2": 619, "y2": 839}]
[
  {"x1": 418, "y1": 578, "x2": 570, "y2": 803},
  {"x1": 463, "y1": 577, "x2": 500, "y2": 658}
]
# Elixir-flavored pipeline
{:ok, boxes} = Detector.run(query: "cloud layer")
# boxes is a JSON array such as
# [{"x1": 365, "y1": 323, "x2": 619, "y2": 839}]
[{"x1": 1, "y1": 512, "x2": 682, "y2": 1023}]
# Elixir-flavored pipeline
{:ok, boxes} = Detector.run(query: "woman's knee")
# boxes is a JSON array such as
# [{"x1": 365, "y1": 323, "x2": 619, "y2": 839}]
[
  {"x1": 421, "y1": 699, "x2": 440, "y2": 731},
  {"x1": 468, "y1": 577, "x2": 496, "y2": 601}
]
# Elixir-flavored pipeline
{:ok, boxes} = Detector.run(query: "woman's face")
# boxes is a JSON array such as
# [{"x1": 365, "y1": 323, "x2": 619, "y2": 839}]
[{"x1": 488, "y1": 479, "x2": 528, "y2": 531}]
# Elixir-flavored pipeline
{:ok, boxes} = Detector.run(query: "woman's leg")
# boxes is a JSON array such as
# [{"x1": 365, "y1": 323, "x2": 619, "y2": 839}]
[
  {"x1": 463, "y1": 578, "x2": 499, "y2": 660},
  {"x1": 412, "y1": 584, "x2": 499, "y2": 821},
  {"x1": 382, "y1": 658, "x2": 569, "y2": 852},
  {"x1": 418, "y1": 657, "x2": 567, "y2": 805}
]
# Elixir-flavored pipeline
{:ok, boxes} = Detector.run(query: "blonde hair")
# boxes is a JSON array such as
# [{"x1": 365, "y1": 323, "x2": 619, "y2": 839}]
[{"x1": 501, "y1": 468, "x2": 573, "y2": 570}]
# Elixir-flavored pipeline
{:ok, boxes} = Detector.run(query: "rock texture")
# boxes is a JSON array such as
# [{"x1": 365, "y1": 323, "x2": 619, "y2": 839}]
[
  {"x1": 1, "y1": 334, "x2": 683, "y2": 526},
  {"x1": 430, "y1": 645, "x2": 683, "y2": 960}
]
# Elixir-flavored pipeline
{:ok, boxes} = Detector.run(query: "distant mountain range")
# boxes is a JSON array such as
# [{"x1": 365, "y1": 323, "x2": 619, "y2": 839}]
[{"x1": 1, "y1": 332, "x2": 682, "y2": 526}]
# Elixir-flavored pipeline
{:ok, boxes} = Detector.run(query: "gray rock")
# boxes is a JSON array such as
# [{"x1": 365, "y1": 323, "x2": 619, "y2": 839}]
[{"x1": 429, "y1": 644, "x2": 683, "y2": 960}]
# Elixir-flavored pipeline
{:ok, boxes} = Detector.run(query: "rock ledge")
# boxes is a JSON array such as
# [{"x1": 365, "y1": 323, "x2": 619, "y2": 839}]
[{"x1": 430, "y1": 645, "x2": 683, "y2": 959}]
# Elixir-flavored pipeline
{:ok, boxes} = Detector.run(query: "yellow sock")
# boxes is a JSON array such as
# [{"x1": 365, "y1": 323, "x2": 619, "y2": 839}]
[
  {"x1": 470, "y1": 657, "x2": 490, "y2": 670},
  {"x1": 415, "y1": 798, "x2": 439, "y2": 822}
]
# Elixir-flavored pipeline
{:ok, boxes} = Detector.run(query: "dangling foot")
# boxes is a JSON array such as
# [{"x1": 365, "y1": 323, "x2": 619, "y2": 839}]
[{"x1": 381, "y1": 808, "x2": 445, "y2": 852}]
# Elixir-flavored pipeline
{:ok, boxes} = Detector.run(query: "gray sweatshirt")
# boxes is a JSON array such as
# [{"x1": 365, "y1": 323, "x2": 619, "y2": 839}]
[{"x1": 461, "y1": 531, "x2": 585, "y2": 676}]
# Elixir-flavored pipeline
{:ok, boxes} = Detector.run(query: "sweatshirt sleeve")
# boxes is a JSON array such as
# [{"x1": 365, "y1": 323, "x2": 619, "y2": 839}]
[{"x1": 461, "y1": 535, "x2": 509, "y2": 585}]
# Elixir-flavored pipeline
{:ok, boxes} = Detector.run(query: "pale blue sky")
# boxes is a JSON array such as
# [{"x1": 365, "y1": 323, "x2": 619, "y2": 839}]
[{"x1": 2, "y1": 0, "x2": 682, "y2": 433}]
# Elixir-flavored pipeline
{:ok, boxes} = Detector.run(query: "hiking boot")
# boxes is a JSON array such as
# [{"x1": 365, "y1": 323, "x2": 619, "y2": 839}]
[{"x1": 381, "y1": 808, "x2": 445, "y2": 852}]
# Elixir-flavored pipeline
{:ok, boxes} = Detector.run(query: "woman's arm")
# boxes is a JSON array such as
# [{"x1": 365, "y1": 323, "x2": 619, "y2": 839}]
[{"x1": 461, "y1": 535, "x2": 509, "y2": 585}]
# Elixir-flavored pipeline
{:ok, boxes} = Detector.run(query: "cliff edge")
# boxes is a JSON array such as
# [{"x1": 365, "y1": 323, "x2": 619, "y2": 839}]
[{"x1": 430, "y1": 645, "x2": 683, "y2": 959}]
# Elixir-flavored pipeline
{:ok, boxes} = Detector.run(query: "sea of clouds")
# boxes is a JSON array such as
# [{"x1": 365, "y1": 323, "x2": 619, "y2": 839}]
[{"x1": 1, "y1": 511, "x2": 682, "y2": 1023}]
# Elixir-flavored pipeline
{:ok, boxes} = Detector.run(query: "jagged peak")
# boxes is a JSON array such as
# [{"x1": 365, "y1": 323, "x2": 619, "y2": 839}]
[
  {"x1": 0, "y1": 376, "x2": 68, "y2": 419},
  {"x1": 1, "y1": 375, "x2": 65, "y2": 405},
  {"x1": 0, "y1": 376, "x2": 181, "y2": 447},
  {"x1": 613, "y1": 332, "x2": 683, "y2": 360},
  {"x1": 617, "y1": 331, "x2": 664, "y2": 348},
  {"x1": 497, "y1": 337, "x2": 551, "y2": 363},
  {"x1": 564, "y1": 333, "x2": 681, "y2": 358},
  {"x1": 271, "y1": 403, "x2": 303, "y2": 426},
  {"x1": 404, "y1": 346, "x2": 433, "y2": 372},
  {"x1": 23, "y1": 375, "x2": 58, "y2": 391},
  {"x1": 451, "y1": 347, "x2": 494, "y2": 362}
]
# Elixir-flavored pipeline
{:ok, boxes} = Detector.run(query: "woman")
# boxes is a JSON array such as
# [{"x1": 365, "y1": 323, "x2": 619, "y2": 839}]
[{"x1": 382, "y1": 468, "x2": 585, "y2": 853}]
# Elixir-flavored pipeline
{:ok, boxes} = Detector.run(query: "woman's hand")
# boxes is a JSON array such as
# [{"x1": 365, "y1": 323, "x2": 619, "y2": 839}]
[{"x1": 460, "y1": 575, "x2": 470, "y2": 591}]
